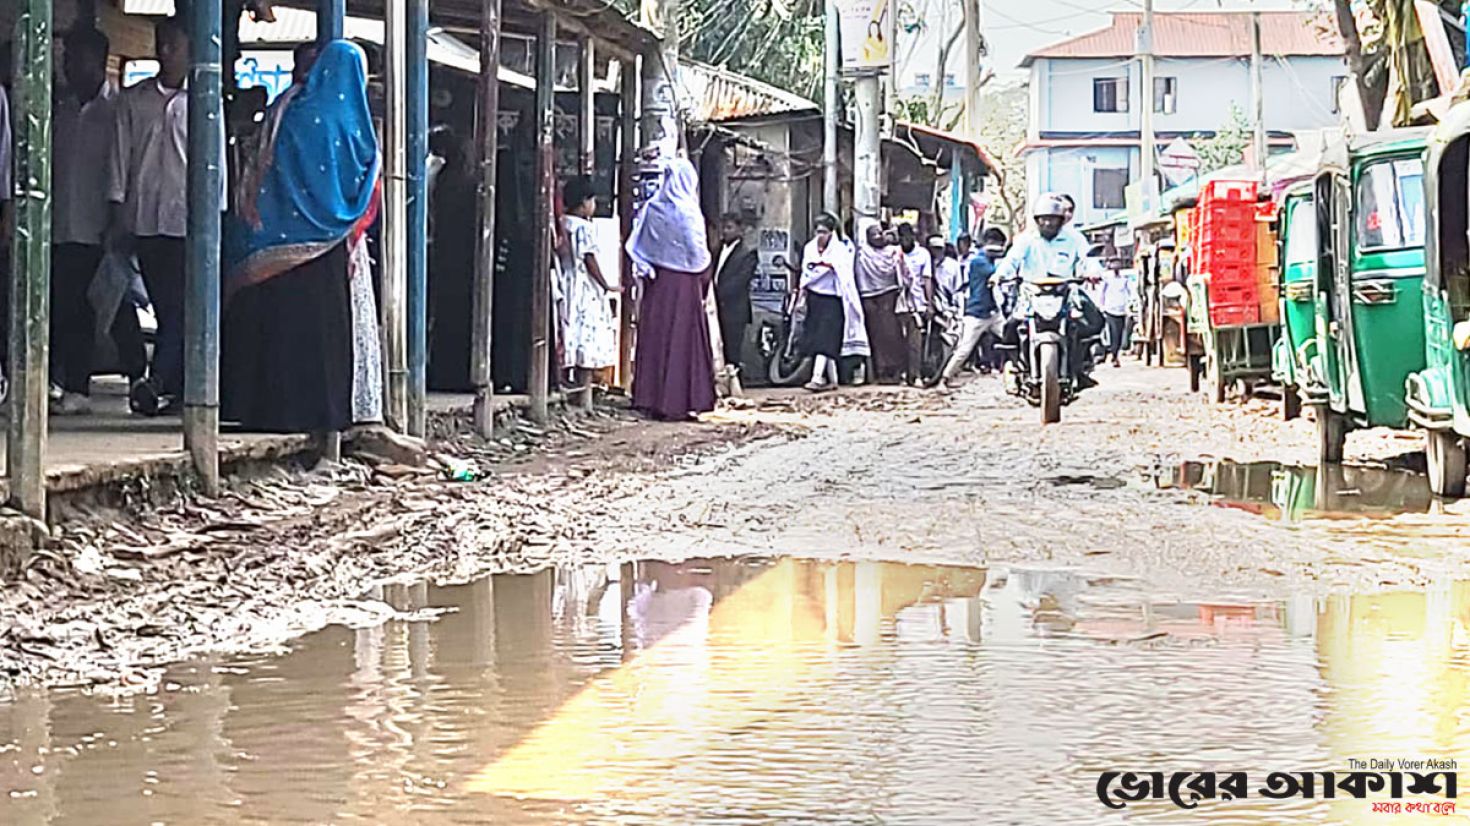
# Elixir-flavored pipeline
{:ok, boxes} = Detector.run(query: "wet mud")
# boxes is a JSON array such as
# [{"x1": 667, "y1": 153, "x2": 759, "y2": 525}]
[{"x1": 4, "y1": 363, "x2": 1470, "y2": 822}]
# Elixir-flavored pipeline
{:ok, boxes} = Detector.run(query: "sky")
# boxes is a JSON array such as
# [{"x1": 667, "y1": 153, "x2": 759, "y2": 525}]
[{"x1": 983, "y1": 0, "x2": 1321, "y2": 79}]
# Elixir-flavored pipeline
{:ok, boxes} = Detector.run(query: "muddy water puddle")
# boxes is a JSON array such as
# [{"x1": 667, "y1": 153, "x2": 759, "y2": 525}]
[
  {"x1": 1154, "y1": 460, "x2": 1435, "y2": 522},
  {"x1": 3, "y1": 557, "x2": 1468, "y2": 825}
]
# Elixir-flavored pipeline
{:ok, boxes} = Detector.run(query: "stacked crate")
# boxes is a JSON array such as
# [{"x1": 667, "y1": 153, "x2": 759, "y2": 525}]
[
  {"x1": 1255, "y1": 201, "x2": 1281, "y2": 325},
  {"x1": 1195, "y1": 179, "x2": 1260, "y2": 327}
]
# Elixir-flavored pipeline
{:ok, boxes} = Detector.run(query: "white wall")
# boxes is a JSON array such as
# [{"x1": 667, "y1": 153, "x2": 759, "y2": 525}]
[{"x1": 1032, "y1": 54, "x2": 1346, "y2": 135}]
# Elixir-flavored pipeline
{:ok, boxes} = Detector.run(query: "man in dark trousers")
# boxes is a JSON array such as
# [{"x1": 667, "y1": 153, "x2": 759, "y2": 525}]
[{"x1": 713, "y1": 212, "x2": 759, "y2": 374}]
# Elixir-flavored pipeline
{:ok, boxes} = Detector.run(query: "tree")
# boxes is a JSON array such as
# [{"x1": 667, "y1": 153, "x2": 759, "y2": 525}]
[
  {"x1": 1194, "y1": 105, "x2": 1251, "y2": 173},
  {"x1": 644, "y1": 0, "x2": 827, "y2": 100},
  {"x1": 973, "y1": 81, "x2": 1027, "y2": 233}
]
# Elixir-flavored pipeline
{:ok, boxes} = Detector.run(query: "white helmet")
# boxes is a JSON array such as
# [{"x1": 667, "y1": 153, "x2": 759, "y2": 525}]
[{"x1": 1033, "y1": 194, "x2": 1069, "y2": 219}]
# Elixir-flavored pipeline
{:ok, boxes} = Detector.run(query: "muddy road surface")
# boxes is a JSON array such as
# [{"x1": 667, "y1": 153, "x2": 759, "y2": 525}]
[{"x1": 3, "y1": 364, "x2": 1468, "y2": 824}]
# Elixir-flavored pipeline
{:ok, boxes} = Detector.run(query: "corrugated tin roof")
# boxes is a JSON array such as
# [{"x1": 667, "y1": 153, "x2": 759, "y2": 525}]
[
  {"x1": 1022, "y1": 11, "x2": 1343, "y2": 66},
  {"x1": 681, "y1": 61, "x2": 817, "y2": 123}
]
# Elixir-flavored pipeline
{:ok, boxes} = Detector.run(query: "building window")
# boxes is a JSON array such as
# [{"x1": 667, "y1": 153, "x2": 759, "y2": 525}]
[
  {"x1": 1331, "y1": 75, "x2": 1348, "y2": 114},
  {"x1": 1093, "y1": 168, "x2": 1128, "y2": 210},
  {"x1": 1093, "y1": 77, "x2": 1128, "y2": 113},
  {"x1": 1153, "y1": 77, "x2": 1177, "y2": 114},
  {"x1": 914, "y1": 72, "x2": 932, "y2": 90}
]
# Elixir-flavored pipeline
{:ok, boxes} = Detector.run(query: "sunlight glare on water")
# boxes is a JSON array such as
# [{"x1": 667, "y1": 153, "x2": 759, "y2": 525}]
[{"x1": 1, "y1": 557, "x2": 1467, "y2": 824}]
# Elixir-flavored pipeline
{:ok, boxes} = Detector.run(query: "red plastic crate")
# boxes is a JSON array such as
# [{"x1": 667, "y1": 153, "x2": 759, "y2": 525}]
[
  {"x1": 1198, "y1": 202, "x2": 1257, "y2": 226},
  {"x1": 1210, "y1": 302, "x2": 1261, "y2": 327},
  {"x1": 1209, "y1": 280, "x2": 1260, "y2": 307},
  {"x1": 1201, "y1": 179, "x2": 1258, "y2": 205},
  {"x1": 1197, "y1": 223, "x2": 1257, "y2": 251},
  {"x1": 1200, "y1": 260, "x2": 1255, "y2": 285}
]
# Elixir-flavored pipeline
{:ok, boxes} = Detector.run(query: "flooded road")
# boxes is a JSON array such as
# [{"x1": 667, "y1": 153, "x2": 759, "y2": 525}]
[
  {"x1": 3, "y1": 556, "x2": 1468, "y2": 824},
  {"x1": 5, "y1": 366, "x2": 1470, "y2": 823}
]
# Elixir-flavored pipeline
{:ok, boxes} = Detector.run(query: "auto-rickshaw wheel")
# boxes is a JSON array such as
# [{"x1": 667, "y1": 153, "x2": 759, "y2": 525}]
[
  {"x1": 1282, "y1": 386, "x2": 1301, "y2": 421},
  {"x1": 1425, "y1": 430, "x2": 1467, "y2": 498},
  {"x1": 1187, "y1": 354, "x2": 1203, "y2": 393},
  {"x1": 1316, "y1": 408, "x2": 1347, "y2": 464}
]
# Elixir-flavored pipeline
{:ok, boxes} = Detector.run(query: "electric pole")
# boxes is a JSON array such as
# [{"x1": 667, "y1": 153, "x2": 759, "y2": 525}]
[
  {"x1": 824, "y1": 0, "x2": 840, "y2": 214},
  {"x1": 1138, "y1": 0, "x2": 1155, "y2": 211},
  {"x1": 963, "y1": 0, "x2": 983, "y2": 142},
  {"x1": 854, "y1": 73, "x2": 882, "y2": 223},
  {"x1": 1250, "y1": 11, "x2": 1267, "y2": 179}
]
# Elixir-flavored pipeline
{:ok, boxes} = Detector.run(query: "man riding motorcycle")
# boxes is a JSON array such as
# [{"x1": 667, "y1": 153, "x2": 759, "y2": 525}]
[{"x1": 992, "y1": 194, "x2": 1105, "y2": 389}]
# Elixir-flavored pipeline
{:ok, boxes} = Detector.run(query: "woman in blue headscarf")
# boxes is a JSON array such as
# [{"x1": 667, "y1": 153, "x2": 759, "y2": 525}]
[{"x1": 224, "y1": 39, "x2": 381, "y2": 434}]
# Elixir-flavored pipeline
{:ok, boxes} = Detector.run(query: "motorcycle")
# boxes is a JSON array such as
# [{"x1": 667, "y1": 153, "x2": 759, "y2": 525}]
[
  {"x1": 997, "y1": 276, "x2": 1091, "y2": 424},
  {"x1": 759, "y1": 288, "x2": 814, "y2": 387}
]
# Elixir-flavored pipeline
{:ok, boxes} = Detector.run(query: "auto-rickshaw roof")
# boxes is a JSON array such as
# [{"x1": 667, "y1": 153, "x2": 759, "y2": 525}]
[{"x1": 1316, "y1": 126, "x2": 1429, "y2": 175}]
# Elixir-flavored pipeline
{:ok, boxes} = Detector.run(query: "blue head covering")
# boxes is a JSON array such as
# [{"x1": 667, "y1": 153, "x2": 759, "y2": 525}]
[{"x1": 226, "y1": 40, "x2": 380, "y2": 297}]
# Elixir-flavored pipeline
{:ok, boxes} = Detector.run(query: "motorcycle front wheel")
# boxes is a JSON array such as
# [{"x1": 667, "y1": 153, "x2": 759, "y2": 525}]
[
  {"x1": 766, "y1": 336, "x2": 814, "y2": 387},
  {"x1": 1039, "y1": 341, "x2": 1062, "y2": 424}
]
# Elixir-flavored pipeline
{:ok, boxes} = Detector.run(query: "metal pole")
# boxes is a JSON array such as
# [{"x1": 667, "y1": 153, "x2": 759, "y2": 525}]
[
  {"x1": 184, "y1": 0, "x2": 224, "y2": 495},
  {"x1": 529, "y1": 12, "x2": 557, "y2": 424},
  {"x1": 1250, "y1": 11, "x2": 1267, "y2": 179},
  {"x1": 617, "y1": 61, "x2": 636, "y2": 392},
  {"x1": 384, "y1": 0, "x2": 409, "y2": 431},
  {"x1": 406, "y1": 0, "x2": 429, "y2": 436},
  {"x1": 8, "y1": 0, "x2": 52, "y2": 520},
  {"x1": 470, "y1": 0, "x2": 503, "y2": 437},
  {"x1": 1138, "y1": 0, "x2": 1155, "y2": 211},
  {"x1": 318, "y1": 0, "x2": 345, "y2": 42},
  {"x1": 823, "y1": 0, "x2": 840, "y2": 214},
  {"x1": 853, "y1": 73, "x2": 882, "y2": 222}
]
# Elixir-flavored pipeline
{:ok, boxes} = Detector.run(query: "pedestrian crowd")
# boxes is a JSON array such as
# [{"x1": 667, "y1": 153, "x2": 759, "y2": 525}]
[
  {"x1": 0, "y1": 20, "x2": 386, "y2": 439},
  {"x1": 0, "y1": 22, "x2": 1139, "y2": 436}
]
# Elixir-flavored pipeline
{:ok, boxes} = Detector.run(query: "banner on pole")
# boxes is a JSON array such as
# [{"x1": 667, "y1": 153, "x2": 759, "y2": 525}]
[{"x1": 836, "y1": 0, "x2": 893, "y2": 70}]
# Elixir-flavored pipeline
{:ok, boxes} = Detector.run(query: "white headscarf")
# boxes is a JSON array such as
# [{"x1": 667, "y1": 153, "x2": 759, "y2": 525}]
[{"x1": 626, "y1": 158, "x2": 713, "y2": 275}]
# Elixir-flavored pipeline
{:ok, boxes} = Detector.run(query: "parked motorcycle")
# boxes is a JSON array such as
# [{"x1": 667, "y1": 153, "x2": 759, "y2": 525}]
[
  {"x1": 758, "y1": 289, "x2": 814, "y2": 387},
  {"x1": 997, "y1": 277, "x2": 1091, "y2": 424}
]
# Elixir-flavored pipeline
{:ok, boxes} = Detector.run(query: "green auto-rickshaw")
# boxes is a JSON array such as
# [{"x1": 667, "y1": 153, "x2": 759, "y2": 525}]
[
  {"x1": 1407, "y1": 102, "x2": 1470, "y2": 495},
  {"x1": 1311, "y1": 128, "x2": 1430, "y2": 464},
  {"x1": 1271, "y1": 182, "x2": 1316, "y2": 420}
]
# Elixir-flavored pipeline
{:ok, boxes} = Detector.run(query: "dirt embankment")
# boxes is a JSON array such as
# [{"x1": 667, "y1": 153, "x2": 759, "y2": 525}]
[{"x1": 0, "y1": 400, "x2": 788, "y2": 692}]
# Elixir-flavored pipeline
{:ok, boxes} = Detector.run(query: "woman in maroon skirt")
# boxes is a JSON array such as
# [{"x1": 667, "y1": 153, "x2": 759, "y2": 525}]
[{"x1": 626, "y1": 159, "x2": 717, "y2": 421}]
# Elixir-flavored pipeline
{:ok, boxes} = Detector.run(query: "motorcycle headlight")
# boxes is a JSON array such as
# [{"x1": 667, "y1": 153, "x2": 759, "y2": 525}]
[{"x1": 1032, "y1": 294, "x2": 1065, "y2": 320}]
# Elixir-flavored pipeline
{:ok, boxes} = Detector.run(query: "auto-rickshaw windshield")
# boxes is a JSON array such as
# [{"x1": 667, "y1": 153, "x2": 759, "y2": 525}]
[
  {"x1": 1284, "y1": 199, "x2": 1316, "y2": 265},
  {"x1": 1355, "y1": 157, "x2": 1426, "y2": 250}
]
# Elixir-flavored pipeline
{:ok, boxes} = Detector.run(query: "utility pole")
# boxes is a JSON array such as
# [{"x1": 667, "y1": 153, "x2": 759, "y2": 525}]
[
  {"x1": 1250, "y1": 11, "x2": 1267, "y2": 179},
  {"x1": 963, "y1": 0, "x2": 983, "y2": 142},
  {"x1": 639, "y1": 0, "x2": 680, "y2": 162},
  {"x1": 1138, "y1": 0, "x2": 1155, "y2": 212},
  {"x1": 854, "y1": 73, "x2": 882, "y2": 223},
  {"x1": 824, "y1": 0, "x2": 840, "y2": 214}
]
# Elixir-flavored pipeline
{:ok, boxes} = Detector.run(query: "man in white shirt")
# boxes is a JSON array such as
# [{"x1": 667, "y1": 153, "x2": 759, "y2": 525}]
[
  {"x1": 1099, "y1": 264, "x2": 1133, "y2": 368},
  {"x1": 896, "y1": 223, "x2": 932, "y2": 385},
  {"x1": 108, "y1": 16, "x2": 190, "y2": 416},
  {"x1": 52, "y1": 27, "x2": 142, "y2": 414}
]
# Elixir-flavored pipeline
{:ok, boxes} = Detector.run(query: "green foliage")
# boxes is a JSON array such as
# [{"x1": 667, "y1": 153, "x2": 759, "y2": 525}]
[
  {"x1": 614, "y1": 0, "x2": 828, "y2": 100},
  {"x1": 1194, "y1": 105, "x2": 1251, "y2": 173}
]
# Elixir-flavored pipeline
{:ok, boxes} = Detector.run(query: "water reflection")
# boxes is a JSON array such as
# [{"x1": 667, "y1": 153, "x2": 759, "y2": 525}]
[
  {"x1": 1, "y1": 558, "x2": 1467, "y2": 824},
  {"x1": 1154, "y1": 460, "x2": 1433, "y2": 523}
]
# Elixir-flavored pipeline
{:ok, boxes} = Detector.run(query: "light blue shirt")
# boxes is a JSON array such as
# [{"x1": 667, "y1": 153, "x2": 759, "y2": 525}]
[{"x1": 992, "y1": 230, "x2": 1084, "y2": 285}]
